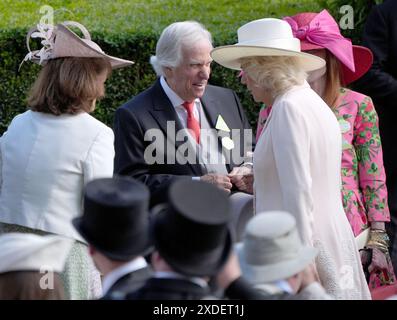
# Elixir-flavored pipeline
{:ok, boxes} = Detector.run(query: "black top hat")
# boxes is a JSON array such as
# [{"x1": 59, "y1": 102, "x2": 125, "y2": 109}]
[
  {"x1": 73, "y1": 176, "x2": 152, "y2": 261},
  {"x1": 152, "y1": 179, "x2": 233, "y2": 277}
]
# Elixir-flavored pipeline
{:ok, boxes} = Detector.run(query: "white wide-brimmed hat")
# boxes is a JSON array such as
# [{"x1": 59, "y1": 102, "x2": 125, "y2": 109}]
[
  {"x1": 211, "y1": 18, "x2": 325, "y2": 72},
  {"x1": 236, "y1": 211, "x2": 318, "y2": 283},
  {"x1": 21, "y1": 21, "x2": 134, "y2": 69},
  {"x1": 0, "y1": 233, "x2": 73, "y2": 274}
]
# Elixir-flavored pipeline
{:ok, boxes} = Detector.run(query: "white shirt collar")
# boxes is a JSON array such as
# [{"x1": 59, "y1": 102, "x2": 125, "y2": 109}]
[
  {"x1": 160, "y1": 76, "x2": 185, "y2": 108},
  {"x1": 101, "y1": 257, "x2": 148, "y2": 296},
  {"x1": 154, "y1": 271, "x2": 208, "y2": 288},
  {"x1": 160, "y1": 76, "x2": 200, "y2": 108}
]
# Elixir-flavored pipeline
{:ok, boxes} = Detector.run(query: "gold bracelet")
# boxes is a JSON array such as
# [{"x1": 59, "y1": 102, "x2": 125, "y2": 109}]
[
  {"x1": 366, "y1": 230, "x2": 390, "y2": 253},
  {"x1": 369, "y1": 230, "x2": 390, "y2": 245},
  {"x1": 366, "y1": 240, "x2": 389, "y2": 252}
]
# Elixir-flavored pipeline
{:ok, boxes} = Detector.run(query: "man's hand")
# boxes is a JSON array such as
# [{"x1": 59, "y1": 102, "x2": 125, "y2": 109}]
[
  {"x1": 367, "y1": 247, "x2": 389, "y2": 273},
  {"x1": 200, "y1": 174, "x2": 233, "y2": 193},
  {"x1": 228, "y1": 166, "x2": 253, "y2": 194},
  {"x1": 299, "y1": 263, "x2": 319, "y2": 292}
]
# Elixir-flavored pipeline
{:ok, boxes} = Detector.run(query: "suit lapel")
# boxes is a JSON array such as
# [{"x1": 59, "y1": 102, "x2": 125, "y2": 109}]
[
  {"x1": 148, "y1": 79, "x2": 185, "y2": 139},
  {"x1": 200, "y1": 91, "x2": 222, "y2": 129},
  {"x1": 201, "y1": 88, "x2": 233, "y2": 171},
  {"x1": 148, "y1": 79, "x2": 203, "y2": 176}
]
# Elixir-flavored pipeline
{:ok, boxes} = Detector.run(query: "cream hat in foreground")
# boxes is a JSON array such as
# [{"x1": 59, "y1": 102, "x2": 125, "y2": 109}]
[
  {"x1": 236, "y1": 211, "x2": 318, "y2": 283},
  {"x1": 211, "y1": 18, "x2": 325, "y2": 72},
  {"x1": 0, "y1": 233, "x2": 73, "y2": 274},
  {"x1": 22, "y1": 21, "x2": 134, "y2": 69}
]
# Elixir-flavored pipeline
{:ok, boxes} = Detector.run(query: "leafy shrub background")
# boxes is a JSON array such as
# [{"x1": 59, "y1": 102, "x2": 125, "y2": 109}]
[{"x1": 0, "y1": 0, "x2": 378, "y2": 134}]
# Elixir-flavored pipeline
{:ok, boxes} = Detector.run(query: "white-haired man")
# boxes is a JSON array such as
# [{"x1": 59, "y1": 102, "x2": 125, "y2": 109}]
[{"x1": 114, "y1": 21, "x2": 254, "y2": 209}]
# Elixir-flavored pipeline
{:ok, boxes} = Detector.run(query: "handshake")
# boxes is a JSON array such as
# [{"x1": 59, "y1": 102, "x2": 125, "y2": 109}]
[{"x1": 200, "y1": 166, "x2": 253, "y2": 194}]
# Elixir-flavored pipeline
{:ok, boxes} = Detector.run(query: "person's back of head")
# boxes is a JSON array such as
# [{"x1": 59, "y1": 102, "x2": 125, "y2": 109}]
[
  {"x1": 28, "y1": 57, "x2": 111, "y2": 115},
  {"x1": 150, "y1": 21, "x2": 213, "y2": 77},
  {"x1": 0, "y1": 271, "x2": 64, "y2": 300},
  {"x1": 0, "y1": 233, "x2": 72, "y2": 300}
]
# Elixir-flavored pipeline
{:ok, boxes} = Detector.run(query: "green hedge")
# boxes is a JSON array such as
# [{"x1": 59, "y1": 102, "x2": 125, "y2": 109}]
[
  {"x1": 0, "y1": 0, "x2": 377, "y2": 135},
  {"x1": 0, "y1": 28, "x2": 261, "y2": 134}
]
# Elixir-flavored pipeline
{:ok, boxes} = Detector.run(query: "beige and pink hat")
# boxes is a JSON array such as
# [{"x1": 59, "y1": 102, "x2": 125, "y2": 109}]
[{"x1": 21, "y1": 21, "x2": 134, "y2": 69}]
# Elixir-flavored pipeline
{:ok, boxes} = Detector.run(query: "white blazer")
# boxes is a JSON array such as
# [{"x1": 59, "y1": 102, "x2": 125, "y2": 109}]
[
  {"x1": 254, "y1": 82, "x2": 370, "y2": 299},
  {"x1": 0, "y1": 110, "x2": 114, "y2": 241}
]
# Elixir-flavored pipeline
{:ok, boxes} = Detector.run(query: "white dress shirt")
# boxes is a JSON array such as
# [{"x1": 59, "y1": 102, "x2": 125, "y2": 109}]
[{"x1": 160, "y1": 76, "x2": 201, "y2": 126}]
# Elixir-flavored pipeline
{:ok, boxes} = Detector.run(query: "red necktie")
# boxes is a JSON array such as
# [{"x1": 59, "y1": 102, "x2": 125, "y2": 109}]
[{"x1": 182, "y1": 101, "x2": 200, "y2": 144}]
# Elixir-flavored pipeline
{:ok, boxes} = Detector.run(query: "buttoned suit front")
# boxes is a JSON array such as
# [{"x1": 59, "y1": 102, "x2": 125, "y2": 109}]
[{"x1": 114, "y1": 79, "x2": 253, "y2": 205}]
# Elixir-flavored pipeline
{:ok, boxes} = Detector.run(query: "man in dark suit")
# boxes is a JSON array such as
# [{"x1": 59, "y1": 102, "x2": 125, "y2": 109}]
[
  {"x1": 353, "y1": 0, "x2": 397, "y2": 272},
  {"x1": 73, "y1": 176, "x2": 152, "y2": 300},
  {"x1": 114, "y1": 21, "x2": 254, "y2": 207}
]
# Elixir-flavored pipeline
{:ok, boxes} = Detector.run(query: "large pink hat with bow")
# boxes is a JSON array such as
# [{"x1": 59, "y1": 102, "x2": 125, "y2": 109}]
[{"x1": 283, "y1": 9, "x2": 373, "y2": 85}]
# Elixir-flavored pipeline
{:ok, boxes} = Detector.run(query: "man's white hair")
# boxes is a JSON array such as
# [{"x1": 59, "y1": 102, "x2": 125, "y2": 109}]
[{"x1": 150, "y1": 21, "x2": 213, "y2": 76}]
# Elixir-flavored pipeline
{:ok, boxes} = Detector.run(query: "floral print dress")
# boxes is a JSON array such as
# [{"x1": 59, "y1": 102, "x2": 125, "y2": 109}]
[
  {"x1": 256, "y1": 88, "x2": 394, "y2": 289},
  {"x1": 333, "y1": 88, "x2": 389, "y2": 236}
]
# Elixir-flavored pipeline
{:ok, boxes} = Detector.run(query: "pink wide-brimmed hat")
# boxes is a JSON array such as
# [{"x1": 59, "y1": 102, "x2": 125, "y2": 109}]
[
  {"x1": 283, "y1": 10, "x2": 373, "y2": 85},
  {"x1": 21, "y1": 21, "x2": 134, "y2": 70}
]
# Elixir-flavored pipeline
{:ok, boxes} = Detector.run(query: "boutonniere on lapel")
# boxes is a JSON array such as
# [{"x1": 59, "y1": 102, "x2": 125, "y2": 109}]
[{"x1": 215, "y1": 115, "x2": 234, "y2": 150}]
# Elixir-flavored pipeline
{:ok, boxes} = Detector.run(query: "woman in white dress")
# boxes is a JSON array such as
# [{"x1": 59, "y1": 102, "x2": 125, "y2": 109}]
[
  {"x1": 0, "y1": 21, "x2": 133, "y2": 299},
  {"x1": 211, "y1": 18, "x2": 371, "y2": 299}
]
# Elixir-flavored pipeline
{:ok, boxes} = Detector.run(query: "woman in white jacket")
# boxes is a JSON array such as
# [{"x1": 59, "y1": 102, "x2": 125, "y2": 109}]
[
  {"x1": 211, "y1": 18, "x2": 371, "y2": 299},
  {"x1": 0, "y1": 21, "x2": 133, "y2": 299}
]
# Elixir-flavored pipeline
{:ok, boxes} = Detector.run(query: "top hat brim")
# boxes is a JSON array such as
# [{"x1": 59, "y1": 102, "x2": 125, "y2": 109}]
[
  {"x1": 72, "y1": 217, "x2": 153, "y2": 261},
  {"x1": 300, "y1": 41, "x2": 373, "y2": 85},
  {"x1": 31, "y1": 24, "x2": 134, "y2": 69},
  {"x1": 211, "y1": 45, "x2": 325, "y2": 72},
  {"x1": 152, "y1": 208, "x2": 233, "y2": 277},
  {"x1": 235, "y1": 242, "x2": 318, "y2": 283}
]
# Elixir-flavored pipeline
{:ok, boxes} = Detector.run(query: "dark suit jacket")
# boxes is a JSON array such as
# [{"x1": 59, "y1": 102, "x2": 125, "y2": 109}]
[
  {"x1": 224, "y1": 276, "x2": 280, "y2": 300},
  {"x1": 126, "y1": 277, "x2": 211, "y2": 300},
  {"x1": 126, "y1": 276, "x2": 280, "y2": 300},
  {"x1": 114, "y1": 79, "x2": 253, "y2": 205},
  {"x1": 101, "y1": 266, "x2": 152, "y2": 300},
  {"x1": 353, "y1": 0, "x2": 397, "y2": 210},
  {"x1": 354, "y1": 0, "x2": 397, "y2": 110}
]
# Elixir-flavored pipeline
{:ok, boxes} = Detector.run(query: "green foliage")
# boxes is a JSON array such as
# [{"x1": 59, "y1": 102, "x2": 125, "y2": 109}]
[
  {"x1": 0, "y1": 0, "x2": 377, "y2": 135},
  {"x1": 0, "y1": 0, "x2": 322, "y2": 37}
]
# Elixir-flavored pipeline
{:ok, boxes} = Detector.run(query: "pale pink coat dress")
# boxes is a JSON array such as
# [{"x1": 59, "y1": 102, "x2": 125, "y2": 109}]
[{"x1": 254, "y1": 82, "x2": 371, "y2": 299}]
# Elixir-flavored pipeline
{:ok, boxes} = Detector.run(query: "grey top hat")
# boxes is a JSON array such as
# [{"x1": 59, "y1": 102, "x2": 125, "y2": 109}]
[{"x1": 236, "y1": 211, "x2": 318, "y2": 283}]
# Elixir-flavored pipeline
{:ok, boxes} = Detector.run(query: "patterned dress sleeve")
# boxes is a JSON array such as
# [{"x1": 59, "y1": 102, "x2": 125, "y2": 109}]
[{"x1": 353, "y1": 95, "x2": 390, "y2": 223}]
